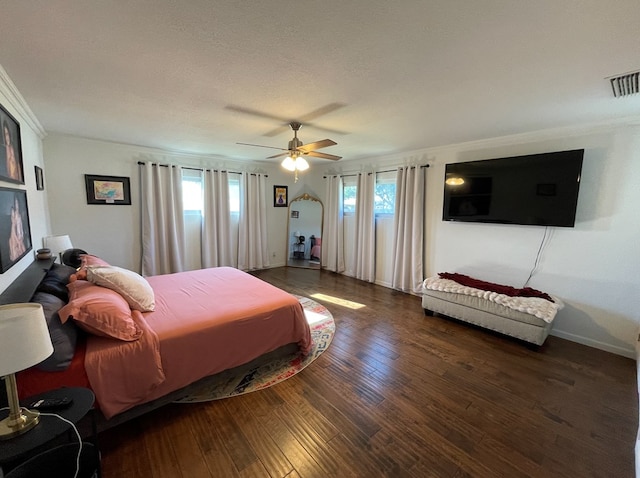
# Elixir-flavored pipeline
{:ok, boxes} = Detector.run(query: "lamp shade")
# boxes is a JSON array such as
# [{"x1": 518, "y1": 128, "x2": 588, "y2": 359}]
[
  {"x1": 295, "y1": 156, "x2": 309, "y2": 171},
  {"x1": 0, "y1": 303, "x2": 53, "y2": 377},
  {"x1": 281, "y1": 156, "x2": 296, "y2": 172},
  {"x1": 43, "y1": 235, "x2": 73, "y2": 257}
]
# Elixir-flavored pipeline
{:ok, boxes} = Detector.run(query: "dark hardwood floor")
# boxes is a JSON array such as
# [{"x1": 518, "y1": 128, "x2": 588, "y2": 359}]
[{"x1": 99, "y1": 267, "x2": 637, "y2": 477}]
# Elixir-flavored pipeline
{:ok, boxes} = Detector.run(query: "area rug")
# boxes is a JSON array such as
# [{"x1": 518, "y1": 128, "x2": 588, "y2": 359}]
[{"x1": 173, "y1": 296, "x2": 335, "y2": 403}]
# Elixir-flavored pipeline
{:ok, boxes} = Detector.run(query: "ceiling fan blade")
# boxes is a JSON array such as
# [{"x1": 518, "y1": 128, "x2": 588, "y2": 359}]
[
  {"x1": 225, "y1": 105, "x2": 289, "y2": 122},
  {"x1": 267, "y1": 152, "x2": 290, "y2": 159},
  {"x1": 297, "y1": 139, "x2": 337, "y2": 153},
  {"x1": 306, "y1": 151, "x2": 342, "y2": 161},
  {"x1": 263, "y1": 124, "x2": 291, "y2": 137},
  {"x1": 236, "y1": 142, "x2": 287, "y2": 151},
  {"x1": 263, "y1": 103, "x2": 348, "y2": 137},
  {"x1": 227, "y1": 103, "x2": 348, "y2": 137},
  {"x1": 265, "y1": 122, "x2": 348, "y2": 137},
  {"x1": 297, "y1": 103, "x2": 346, "y2": 122}
]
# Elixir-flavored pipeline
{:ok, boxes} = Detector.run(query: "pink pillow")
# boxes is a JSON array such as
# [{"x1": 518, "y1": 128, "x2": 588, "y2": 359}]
[
  {"x1": 58, "y1": 280, "x2": 142, "y2": 341},
  {"x1": 80, "y1": 254, "x2": 111, "y2": 268}
]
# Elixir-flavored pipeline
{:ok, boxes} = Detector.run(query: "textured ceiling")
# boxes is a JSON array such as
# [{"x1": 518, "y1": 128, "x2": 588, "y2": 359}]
[{"x1": 0, "y1": 1, "x2": 638, "y2": 165}]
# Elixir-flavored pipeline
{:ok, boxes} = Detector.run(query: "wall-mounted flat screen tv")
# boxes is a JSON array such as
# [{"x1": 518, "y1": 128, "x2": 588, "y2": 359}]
[{"x1": 443, "y1": 149, "x2": 584, "y2": 227}]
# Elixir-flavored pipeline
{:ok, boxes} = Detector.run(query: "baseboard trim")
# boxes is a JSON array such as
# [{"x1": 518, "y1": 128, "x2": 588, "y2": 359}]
[
  {"x1": 375, "y1": 279, "x2": 392, "y2": 289},
  {"x1": 550, "y1": 329, "x2": 635, "y2": 359}
]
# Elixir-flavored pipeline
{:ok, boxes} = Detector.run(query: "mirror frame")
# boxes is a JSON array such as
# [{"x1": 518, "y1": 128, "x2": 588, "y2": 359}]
[{"x1": 286, "y1": 193, "x2": 324, "y2": 269}]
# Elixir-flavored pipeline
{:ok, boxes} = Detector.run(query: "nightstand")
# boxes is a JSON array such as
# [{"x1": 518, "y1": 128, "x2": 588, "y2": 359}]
[
  {"x1": 0, "y1": 387, "x2": 97, "y2": 476},
  {"x1": 292, "y1": 241, "x2": 305, "y2": 259}
]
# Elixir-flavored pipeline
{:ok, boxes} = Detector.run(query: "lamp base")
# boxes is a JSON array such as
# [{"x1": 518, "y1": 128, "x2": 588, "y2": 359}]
[{"x1": 0, "y1": 407, "x2": 40, "y2": 440}]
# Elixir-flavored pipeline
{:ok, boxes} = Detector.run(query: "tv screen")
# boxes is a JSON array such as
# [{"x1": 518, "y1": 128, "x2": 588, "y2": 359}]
[{"x1": 443, "y1": 149, "x2": 584, "y2": 227}]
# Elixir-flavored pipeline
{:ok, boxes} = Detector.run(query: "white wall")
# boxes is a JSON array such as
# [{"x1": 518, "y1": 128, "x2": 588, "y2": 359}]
[
  {"x1": 0, "y1": 67, "x2": 49, "y2": 294},
  {"x1": 431, "y1": 127, "x2": 640, "y2": 358},
  {"x1": 323, "y1": 122, "x2": 640, "y2": 358},
  {"x1": 4, "y1": 49, "x2": 631, "y2": 361},
  {"x1": 38, "y1": 101, "x2": 640, "y2": 358},
  {"x1": 43, "y1": 134, "x2": 307, "y2": 272}
]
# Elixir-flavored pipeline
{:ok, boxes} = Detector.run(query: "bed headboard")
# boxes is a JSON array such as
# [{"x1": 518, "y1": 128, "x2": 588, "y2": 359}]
[{"x1": 0, "y1": 258, "x2": 55, "y2": 305}]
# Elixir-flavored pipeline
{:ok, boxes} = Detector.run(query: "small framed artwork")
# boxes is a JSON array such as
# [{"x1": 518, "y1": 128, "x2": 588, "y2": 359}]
[
  {"x1": 85, "y1": 174, "x2": 131, "y2": 205},
  {"x1": 0, "y1": 103, "x2": 24, "y2": 184},
  {"x1": 291, "y1": 210, "x2": 299, "y2": 218},
  {"x1": 0, "y1": 187, "x2": 32, "y2": 273},
  {"x1": 34, "y1": 166, "x2": 44, "y2": 190},
  {"x1": 274, "y1": 185, "x2": 288, "y2": 207}
]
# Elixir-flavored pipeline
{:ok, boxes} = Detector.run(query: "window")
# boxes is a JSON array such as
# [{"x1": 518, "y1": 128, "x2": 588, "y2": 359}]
[
  {"x1": 342, "y1": 173, "x2": 396, "y2": 214},
  {"x1": 343, "y1": 177, "x2": 357, "y2": 214},
  {"x1": 182, "y1": 170, "x2": 203, "y2": 215},
  {"x1": 374, "y1": 171, "x2": 396, "y2": 215},
  {"x1": 182, "y1": 170, "x2": 240, "y2": 214},
  {"x1": 229, "y1": 176, "x2": 240, "y2": 214}
]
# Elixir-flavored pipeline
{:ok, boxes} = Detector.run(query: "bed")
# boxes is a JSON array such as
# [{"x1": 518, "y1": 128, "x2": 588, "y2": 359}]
[
  {"x1": 310, "y1": 236, "x2": 322, "y2": 261},
  {"x1": 7, "y1": 258, "x2": 311, "y2": 425}
]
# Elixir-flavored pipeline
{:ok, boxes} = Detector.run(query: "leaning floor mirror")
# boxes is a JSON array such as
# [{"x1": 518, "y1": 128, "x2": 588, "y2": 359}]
[{"x1": 287, "y1": 193, "x2": 323, "y2": 270}]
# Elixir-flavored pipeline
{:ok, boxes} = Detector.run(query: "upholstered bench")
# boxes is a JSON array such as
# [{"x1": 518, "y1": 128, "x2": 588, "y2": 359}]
[{"x1": 421, "y1": 274, "x2": 561, "y2": 346}]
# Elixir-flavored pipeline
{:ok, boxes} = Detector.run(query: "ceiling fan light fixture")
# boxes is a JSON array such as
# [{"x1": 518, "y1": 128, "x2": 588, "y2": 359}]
[
  {"x1": 295, "y1": 156, "x2": 309, "y2": 171},
  {"x1": 281, "y1": 156, "x2": 296, "y2": 171}
]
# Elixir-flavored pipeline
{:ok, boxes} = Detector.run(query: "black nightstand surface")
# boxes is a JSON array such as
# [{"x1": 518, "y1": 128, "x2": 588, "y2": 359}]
[{"x1": 0, "y1": 387, "x2": 95, "y2": 465}]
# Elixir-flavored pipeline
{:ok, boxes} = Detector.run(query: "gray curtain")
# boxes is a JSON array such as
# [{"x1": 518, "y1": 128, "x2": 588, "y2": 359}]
[
  {"x1": 322, "y1": 175, "x2": 345, "y2": 273},
  {"x1": 237, "y1": 172, "x2": 270, "y2": 270},
  {"x1": 140, "y1": 162, "x2": 185, "y2": 276},
  {"x1": 202, "y1": 169, "x2": 233, "y2": 267},
  {"x1": 354, "y1": 172, "x2": 376, "y2": 282},
  {"x1": 391, "y1": 166, "x2": 425, "y2": 292}
]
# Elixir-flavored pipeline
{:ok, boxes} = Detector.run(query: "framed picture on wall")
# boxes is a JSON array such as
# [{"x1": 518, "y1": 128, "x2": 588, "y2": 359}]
[
  {"x1": 0, "y1": 187, "x2": 32, "y2": 273},
  {"x1": 274, "y1": 185, "x2": 288, "y2": 207},
  {"x1": 85, "y1": 174, "x2": 131, "y2": 205},
  {"x1": 0, "y1": 103, "x2": 24, "y2": 184},
  {"x1": 34, "y1": 166, "x2": 44, "y2": 190}
]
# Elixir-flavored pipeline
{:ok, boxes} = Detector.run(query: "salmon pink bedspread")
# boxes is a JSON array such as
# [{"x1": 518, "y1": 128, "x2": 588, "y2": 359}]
[{"x1": 85, "y1": 267, "x2": 311, "y2": 418}]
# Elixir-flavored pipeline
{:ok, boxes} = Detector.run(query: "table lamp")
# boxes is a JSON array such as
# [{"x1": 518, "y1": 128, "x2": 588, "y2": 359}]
[
  {"x1": 0, "y1": 303, "x2": 53, "y2": 440},
  {"x1": 43, "y1": 235, "x2": 73, "y2": 263}
]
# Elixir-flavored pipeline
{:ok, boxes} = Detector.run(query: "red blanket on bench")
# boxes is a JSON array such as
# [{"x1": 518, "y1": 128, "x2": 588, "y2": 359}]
[{"x1": 438, "y1": 272, "x2": 554, "y2": 303}]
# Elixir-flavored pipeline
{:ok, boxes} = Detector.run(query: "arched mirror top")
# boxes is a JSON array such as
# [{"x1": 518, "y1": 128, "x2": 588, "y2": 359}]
[{"x1": 289, "y1": 193, "x2": 322, "y2": 205}]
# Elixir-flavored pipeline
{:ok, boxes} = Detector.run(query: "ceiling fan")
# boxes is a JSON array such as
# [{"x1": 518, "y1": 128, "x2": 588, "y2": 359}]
[{"x1": 237, "y1": 122, "x2": 341, "y2": 181}]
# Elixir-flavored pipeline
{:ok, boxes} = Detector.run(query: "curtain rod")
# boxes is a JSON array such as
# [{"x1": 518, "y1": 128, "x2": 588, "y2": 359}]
[
  {"x1": 323, "y1": 164, "x2": 429, "y2": 178},
  {"x1": 136, "y1": 161, "x2": 267, "y2": 177}
]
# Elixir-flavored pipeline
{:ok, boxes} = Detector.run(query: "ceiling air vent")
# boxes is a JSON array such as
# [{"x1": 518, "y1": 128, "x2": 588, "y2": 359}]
[{"x1": 608, "y1": 70, "x2": 640, "y2": 97}]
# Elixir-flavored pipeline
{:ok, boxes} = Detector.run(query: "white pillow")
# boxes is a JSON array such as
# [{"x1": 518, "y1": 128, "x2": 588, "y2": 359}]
[{"x1": 86, "y1": 265, "x2": 155, "y2": 312}]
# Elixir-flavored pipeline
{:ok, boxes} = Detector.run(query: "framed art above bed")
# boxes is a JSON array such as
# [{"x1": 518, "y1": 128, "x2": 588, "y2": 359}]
[
  {"x1": 85, "y1": 174, "x2": 131, "y2": 205},
  {"x1": 0, "y1": 187, "x2": 32, "y2": 273}
]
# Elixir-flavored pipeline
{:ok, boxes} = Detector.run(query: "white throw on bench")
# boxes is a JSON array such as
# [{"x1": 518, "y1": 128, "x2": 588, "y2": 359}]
[{"x1": 421, "y1": 276, "x2": 562, "y2": 346}]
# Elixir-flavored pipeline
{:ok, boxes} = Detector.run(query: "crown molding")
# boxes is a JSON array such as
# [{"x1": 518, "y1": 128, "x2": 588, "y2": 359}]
[
  {"x1": 0, "y1": 65, "x2": 46, "y2": 138},
  {"x1": 332, "y1": 115, "x2": 640, "y2": 171},
  {"x1": 434, "y1": 115, "x2": 640, "y2": 154}
]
